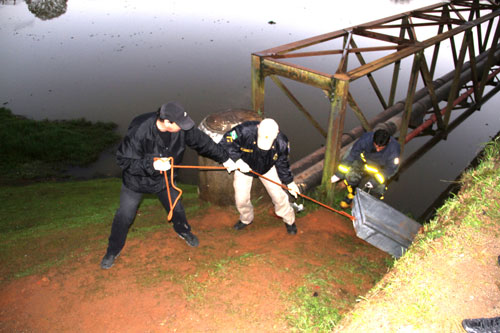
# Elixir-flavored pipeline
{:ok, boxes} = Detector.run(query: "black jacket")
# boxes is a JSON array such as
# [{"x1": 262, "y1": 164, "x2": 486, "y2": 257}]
[
  {"x1": 219, "y1": 121, "x2": 294, "y2": 185},
  {"x1": 116, "y1": 112, "x2": 229, "y2": 193}
]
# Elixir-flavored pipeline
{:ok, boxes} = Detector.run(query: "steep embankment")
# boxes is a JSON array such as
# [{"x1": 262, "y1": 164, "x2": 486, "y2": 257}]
[{"x1": 334, "y1": 137, "x2": 500, "y2": 332}]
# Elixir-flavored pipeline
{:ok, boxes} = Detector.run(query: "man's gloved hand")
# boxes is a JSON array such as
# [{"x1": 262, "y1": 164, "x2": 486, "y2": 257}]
[
  {"x1": 153, "y1": 158, "x2": 171, "y2": 171},
  {"x1": 331, "y1": 175, "x2": 340, "y2": 183},
  {"x1": 365, "y1": 181, "x2": 374, "y2": 189},
  {"x1": 222, "y1": 159, "x2": 237, "y2": 173},
  {"x1": 287, "y1": 182, "x2": 300, "y2": 199},
  {"x1": 235, "y1": 159, "x2": 251, "y2": 173}
]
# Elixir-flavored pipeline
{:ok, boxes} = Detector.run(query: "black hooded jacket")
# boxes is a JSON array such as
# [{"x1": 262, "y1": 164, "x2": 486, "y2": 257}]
[
  {"x1": 219, "y1": 121, "x2": 294, "y2": 185},
  {"x1": 116, "y1": 112, "x2": 229, "y2": 193}
]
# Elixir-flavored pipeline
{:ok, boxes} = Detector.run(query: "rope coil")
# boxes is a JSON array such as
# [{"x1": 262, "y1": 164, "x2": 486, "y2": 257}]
[{"x1": 156, "y1": 157, "x2": 355, "y2": 222}]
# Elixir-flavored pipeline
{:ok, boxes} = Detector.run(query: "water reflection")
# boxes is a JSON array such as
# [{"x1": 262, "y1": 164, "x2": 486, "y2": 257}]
[
  {"x1": 0, "y1": 0, "x2": 498, "y2": 218},
  {"x1": 25, "y1": 0, "x2": 67, "y2": 20}
]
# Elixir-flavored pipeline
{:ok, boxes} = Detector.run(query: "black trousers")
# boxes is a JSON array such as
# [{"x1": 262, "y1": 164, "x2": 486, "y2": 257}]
[{"x1": 106, "y1": 183, "x2": 190, "y2": 256}]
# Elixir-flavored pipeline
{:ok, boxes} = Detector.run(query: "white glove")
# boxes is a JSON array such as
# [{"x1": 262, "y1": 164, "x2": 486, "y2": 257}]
[
  {"x1": 222, "y1": 159, "x2": 237, "y2": 173},
  {"x1": 235, "y1": 159, "x2": 251, "y2": 173},
  {"x1": 153, "y1": 158, "x2": 171, "y2": 171},
  {"x1": 365, "y1": 181, "x2": 374, "y2": 189},
  {"x1": 287, "y1": 182, "x2": 300, "y2": 199},
  {"x1": 331, "y1": 175, "x2": 340, "y2": 183}
]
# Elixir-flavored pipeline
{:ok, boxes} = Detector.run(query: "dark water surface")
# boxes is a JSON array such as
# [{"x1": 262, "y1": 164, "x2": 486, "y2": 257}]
[{"x1": 1, "y1": 0, "x2": 499, "y2": 218}]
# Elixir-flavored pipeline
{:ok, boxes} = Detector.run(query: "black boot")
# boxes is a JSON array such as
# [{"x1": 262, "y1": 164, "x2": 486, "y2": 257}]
[
  {"x1": 100, "y1": 251, "x2": 121, "y2": 269},
  {"x1": 462, "y1": 316, "x2": 500, "y2": 333},
  {"x1": 233, "y1": 220, "x2": 252, "y2": 230},
  {"x1": 286, "y1": 223, "x2": 297, "y2": 235}
]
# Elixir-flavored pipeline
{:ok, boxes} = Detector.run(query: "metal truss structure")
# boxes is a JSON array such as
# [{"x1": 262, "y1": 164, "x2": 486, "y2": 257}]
[{"x1": 251, "y1": 0, "x2": 500, "y2": 201}]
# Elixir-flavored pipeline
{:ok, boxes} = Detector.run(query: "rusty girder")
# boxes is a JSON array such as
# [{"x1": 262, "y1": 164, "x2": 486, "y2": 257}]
[{"x1": 251, "y1": 0, "x2": 500, "y2": 202}]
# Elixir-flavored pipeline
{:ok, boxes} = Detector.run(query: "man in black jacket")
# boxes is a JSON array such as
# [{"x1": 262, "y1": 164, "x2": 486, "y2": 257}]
[
  {"x1": 101, "y1": 102, "x2": 237, "y2": 269},
  {"x1": 219, "y1": 118, "x2": 301, "y2": 235}
]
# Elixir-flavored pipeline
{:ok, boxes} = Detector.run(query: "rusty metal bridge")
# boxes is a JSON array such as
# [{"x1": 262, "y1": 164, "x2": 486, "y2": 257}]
[{"x1": 251, "y1": 0, "x2": 500, "y2": 202}]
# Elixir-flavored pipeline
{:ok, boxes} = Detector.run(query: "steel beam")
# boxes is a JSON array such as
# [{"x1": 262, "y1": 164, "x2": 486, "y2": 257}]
[
  {"x1": 322, "y1": 79, "x2": 348, "y2": 203},
  {"x1": 251, "y1": 54, "x2": 265, "y2": 115},
  {"x1": 251, "y1": 0, "x2": 500, "y2": 195}
]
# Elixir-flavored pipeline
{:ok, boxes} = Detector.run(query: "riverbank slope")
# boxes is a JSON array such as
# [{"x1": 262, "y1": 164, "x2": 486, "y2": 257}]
[{"x1": 335, "y1": 137, "x2": 500, "y2": 332}]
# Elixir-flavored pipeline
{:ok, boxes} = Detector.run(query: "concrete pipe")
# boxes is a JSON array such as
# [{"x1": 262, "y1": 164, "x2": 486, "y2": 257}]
[{"x1": 198, "y1": 109, "x2": 266, "y2": 206}]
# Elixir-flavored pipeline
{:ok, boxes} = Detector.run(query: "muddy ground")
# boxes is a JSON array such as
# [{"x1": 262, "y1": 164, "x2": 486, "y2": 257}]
[{"x1": 0, "y1": 201, "x2": 390, "y2": 332}]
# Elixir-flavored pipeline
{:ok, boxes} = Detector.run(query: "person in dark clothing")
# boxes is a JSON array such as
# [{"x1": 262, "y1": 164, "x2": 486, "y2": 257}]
[
  {"x1": 100, "y1": 102, "x2": 237, "y2": 269},
  {"x1": 332, "y1": 128, "x2": 401, "y2": 209},
  {"x1": 219, "y1": 118, "x2": 301, "y2": 235}
]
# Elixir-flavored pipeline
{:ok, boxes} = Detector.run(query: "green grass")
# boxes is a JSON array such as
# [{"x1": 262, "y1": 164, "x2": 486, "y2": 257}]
[
  {"x1": 302, "y1": 185, "x2": 347, "y2": 215},
  {"x1": 285, "y1": 253, "x2": 388, "y2": 332},
  {"x1": 286, "y1": 282, "x2": 342, "y2": 332},
  {"x1": 0, "y1": 178, "x2": 205, "y2": 283},
  {"x1": 0, "y1": 107, "x2": 120, "y2": 181}
]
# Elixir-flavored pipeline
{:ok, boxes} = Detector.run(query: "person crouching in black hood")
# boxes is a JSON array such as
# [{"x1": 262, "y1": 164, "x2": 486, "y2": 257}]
[{"x1": 100, "y1": 102, "x2": 237, "y2": 269}]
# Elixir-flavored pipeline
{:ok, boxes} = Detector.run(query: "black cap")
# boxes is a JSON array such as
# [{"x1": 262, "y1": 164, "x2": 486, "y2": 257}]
[{"x1": 158, "y1": 102, "x2": 195, "y2": 130}]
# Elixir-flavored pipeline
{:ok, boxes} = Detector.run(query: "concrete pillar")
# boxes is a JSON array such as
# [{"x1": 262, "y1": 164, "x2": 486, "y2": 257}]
[{"x1": 198, "y1": 109, "x2": 267, "y2": 206}]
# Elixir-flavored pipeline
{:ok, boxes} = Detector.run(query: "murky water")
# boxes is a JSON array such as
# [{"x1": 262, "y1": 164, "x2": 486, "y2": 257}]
[{"x1": 1, "y1": 0, "x2": 499, "y2": 218}]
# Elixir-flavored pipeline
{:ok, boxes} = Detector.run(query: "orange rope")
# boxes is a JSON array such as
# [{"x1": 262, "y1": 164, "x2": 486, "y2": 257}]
[
  {"x1": 172, "y1": 165, "x2": 227, "y2": 169},
  {"x1": 156, "y1": 157, "x2": 355, "y2": 222},
  {"x1": 159, "y1": 157, "x2": 183, "y2": 221},
  {"x1": 249, "y1": 170, "x2": 355, "y2": 221}
]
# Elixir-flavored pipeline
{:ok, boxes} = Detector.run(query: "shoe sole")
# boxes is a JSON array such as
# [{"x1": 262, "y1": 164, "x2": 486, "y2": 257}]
[
  {"x1": 234, "y1": 222, "x2": 252, "y2": 230},
  {"x1": 178, "y1": 234, "x2": 199, "y2": 247},
  {"x1": 100, "y1": 252, "x2": 120, "y2": 270},
  {"x1": 286, "y1": 224, "x2": 297, "y2": 235}
]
